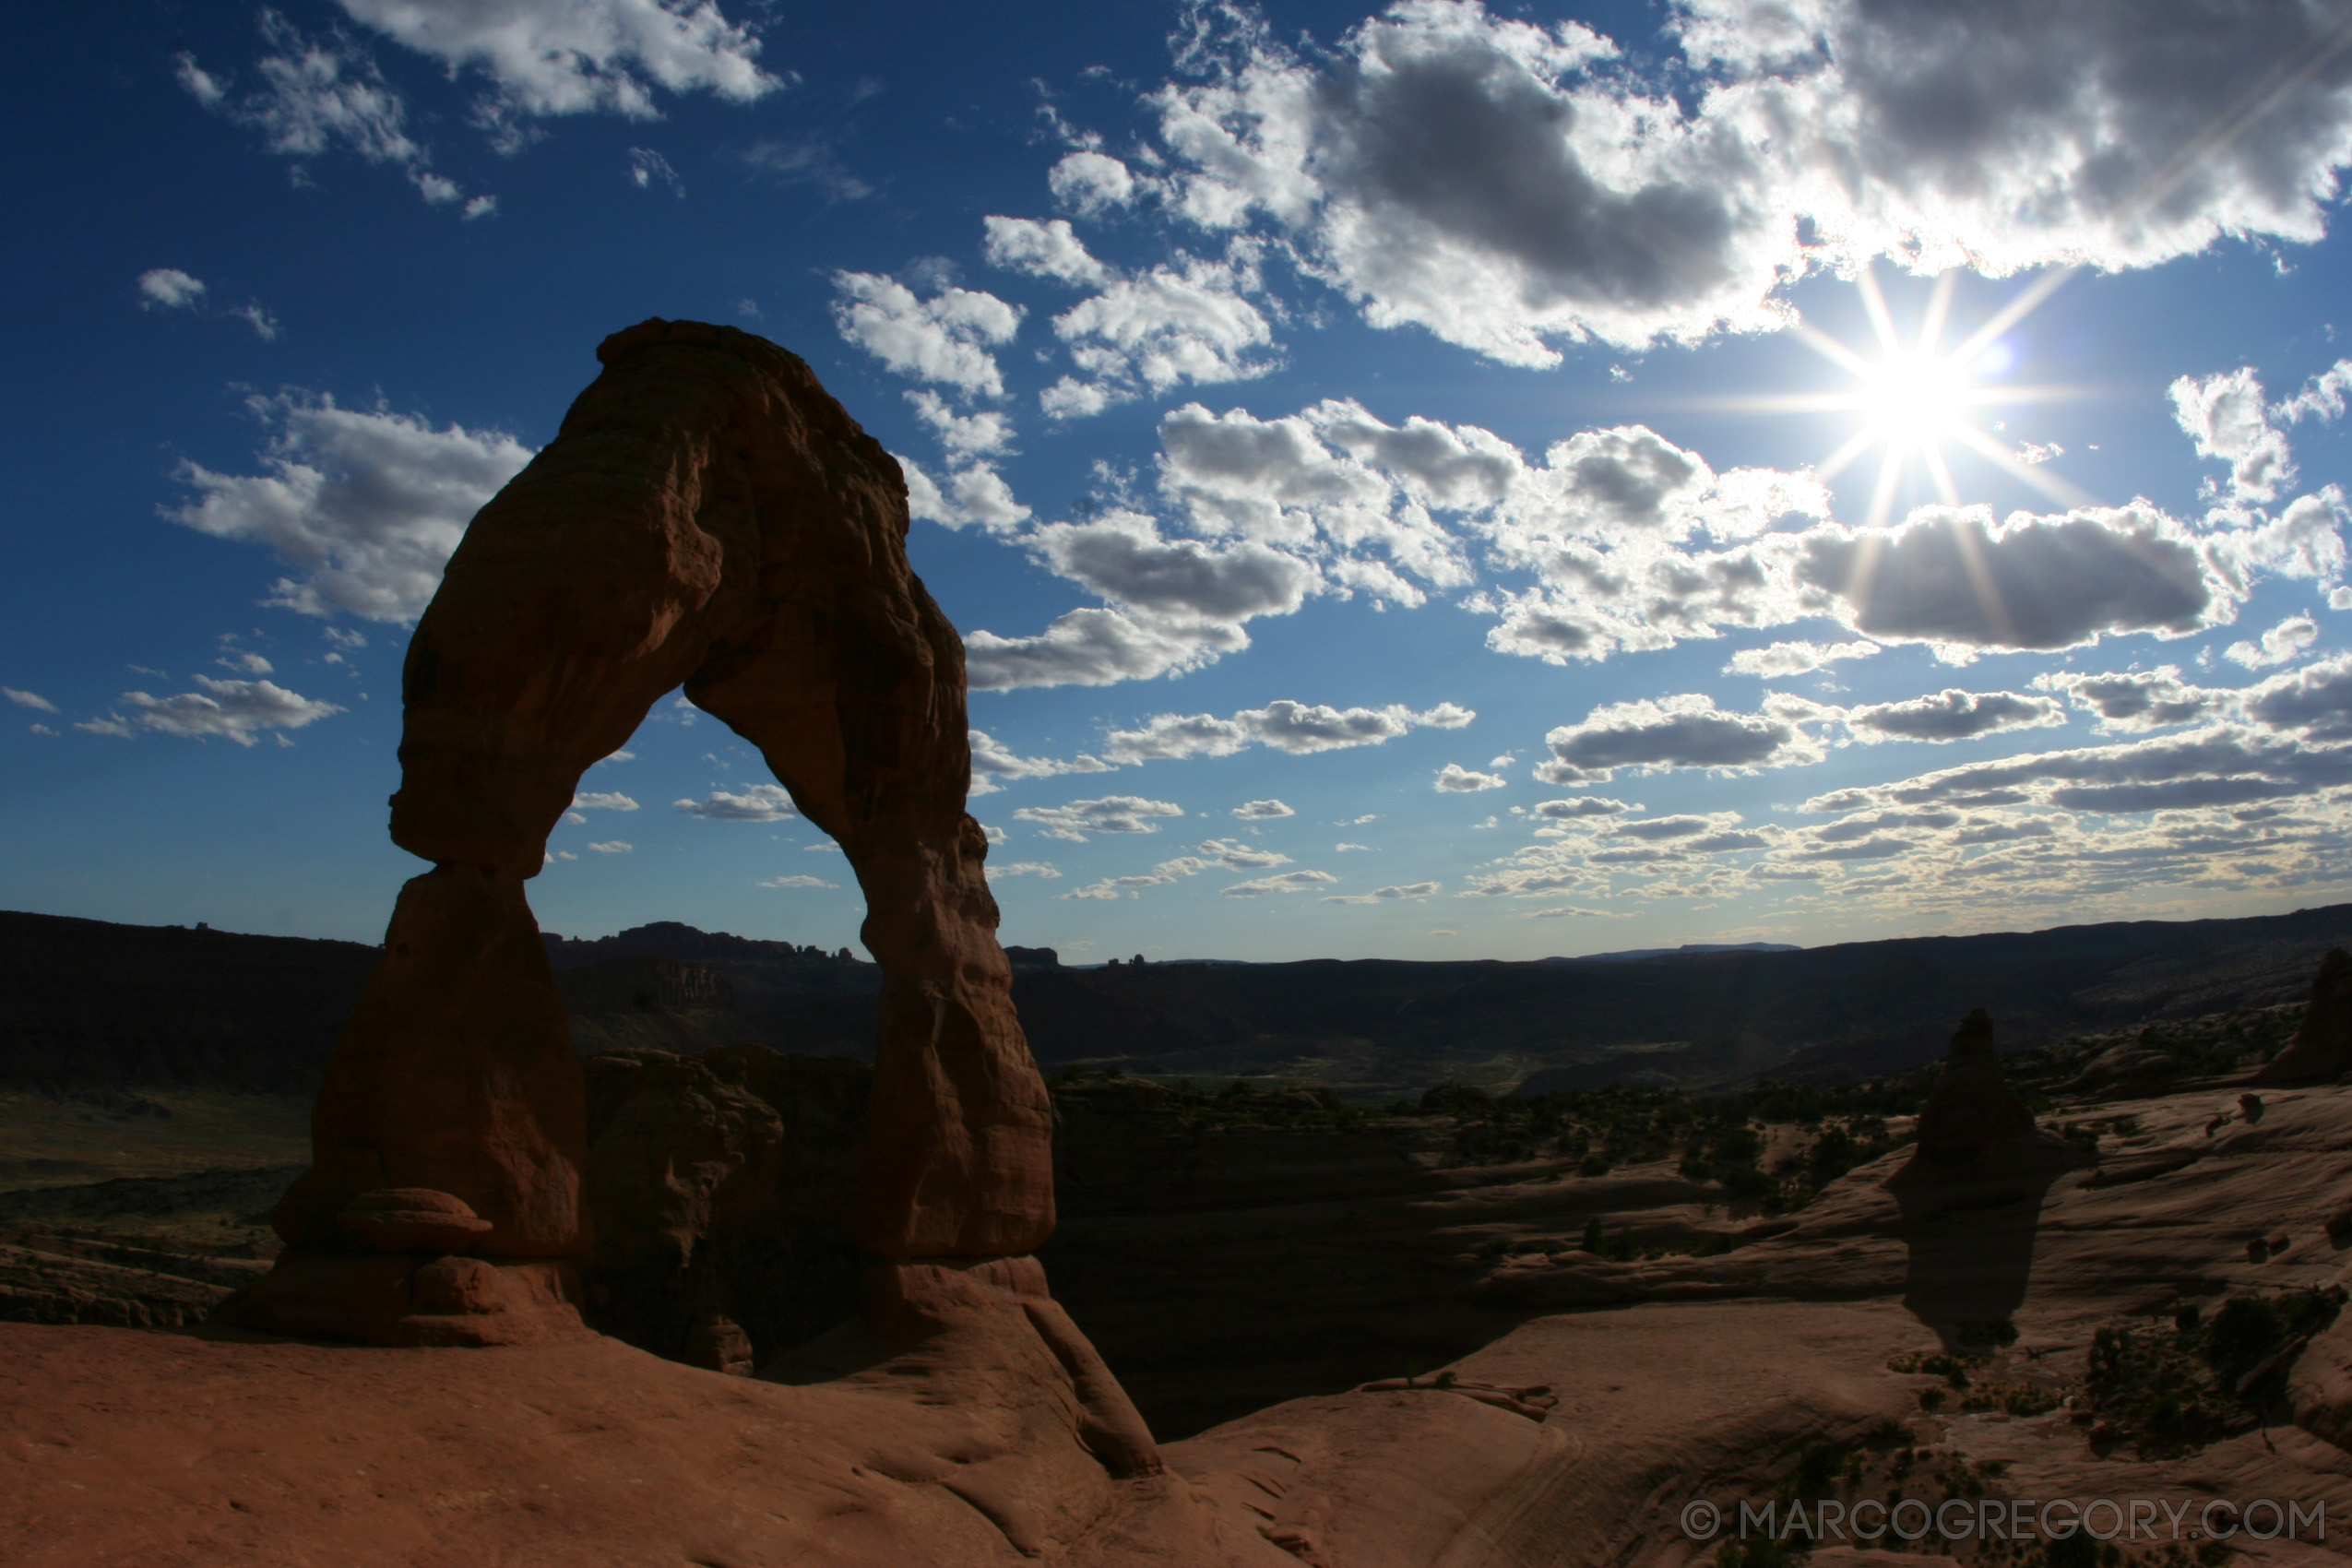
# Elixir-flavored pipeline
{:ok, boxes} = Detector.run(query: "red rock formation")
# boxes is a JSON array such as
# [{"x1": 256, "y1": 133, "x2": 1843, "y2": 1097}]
[
  {"x1": 240, "y1": 320, "x2": 1059, "y2": 1356},
  {"x1": 1895, "y1": 1008, "x2": 2083, "y2": 1184},
  {"x1": 2254, "y1": 947, "x2": 2352, "y2": 1084}
]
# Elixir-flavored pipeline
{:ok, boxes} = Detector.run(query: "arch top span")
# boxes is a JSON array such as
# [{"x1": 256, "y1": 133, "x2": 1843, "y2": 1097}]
[{"x1": 274, "y1": 319, "x2": 1052, "y2": 1283}]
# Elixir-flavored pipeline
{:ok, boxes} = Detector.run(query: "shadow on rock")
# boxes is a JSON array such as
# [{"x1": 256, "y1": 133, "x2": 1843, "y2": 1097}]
[{"x1": 1889, "y1": 1008, "x2": 2093, "y2": 1348}]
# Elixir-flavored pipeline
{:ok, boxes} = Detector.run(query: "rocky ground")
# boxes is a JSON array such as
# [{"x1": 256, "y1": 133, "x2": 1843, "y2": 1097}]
[{"x1": 7, "y1": 1005, "x2": 2352, "y2": 1564}]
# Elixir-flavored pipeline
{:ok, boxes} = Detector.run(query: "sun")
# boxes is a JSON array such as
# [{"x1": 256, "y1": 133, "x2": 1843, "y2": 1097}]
[{"x1": 1730, "y1": 264, "x2": 2091, "y2": 529}]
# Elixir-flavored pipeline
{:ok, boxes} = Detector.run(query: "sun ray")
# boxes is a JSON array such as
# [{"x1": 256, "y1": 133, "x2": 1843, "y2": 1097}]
[
  {"x1": 1865, "y1": 445, "x2": 1906, "y2": 531},
  {"x1": 1814, "y1": 423, "x2": 1883, "y2": 483},
  {"x1": 1856, "y1": 267, "x2": 1901, "y2": 358},
  {"x1": 1921, "y1": 442, "x2": 1961, "y2": 507},
  {"x1": 1917, "y1": 269, "x2": 1957, "y2": 359},
  {"x1": 1947, "y1": 423, "x2": 2097, "y2": 509},
  {"x1": 1947, "y1": 510, "x2": 2019, "y2": 647}
]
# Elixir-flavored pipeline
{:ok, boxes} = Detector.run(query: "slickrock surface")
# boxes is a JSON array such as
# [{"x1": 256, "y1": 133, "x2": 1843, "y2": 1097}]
[{"x1": 17, "y1": 1078, "x2": 2352, "y2": 1563}]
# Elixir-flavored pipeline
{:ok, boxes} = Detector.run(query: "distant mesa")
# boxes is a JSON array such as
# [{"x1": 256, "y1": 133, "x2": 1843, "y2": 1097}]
[
  {"x1": 1004, "y1": 945, "x2": 1061, "y2": 968},
  {"x1": 2253, "y1": 947, "x2": 2352, "y2": 1084}
]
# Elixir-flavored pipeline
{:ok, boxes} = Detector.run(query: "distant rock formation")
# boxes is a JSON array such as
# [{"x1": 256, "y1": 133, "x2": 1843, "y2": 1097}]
[
  {"x1": 229, "y1": 322, "x2": 1078, "y2": 1401},
  {"x1": 2254, "y1": 947, "x2": 2352, "y2": 1084},
  {"x1": 1895, "y1": 1008, "x2": 2085, "y2": 1183}
]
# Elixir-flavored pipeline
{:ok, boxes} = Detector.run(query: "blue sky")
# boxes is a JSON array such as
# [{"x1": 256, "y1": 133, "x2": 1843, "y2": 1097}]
[{"x1": 7, "y1": 0, "x2": 2352, "y2": 963}]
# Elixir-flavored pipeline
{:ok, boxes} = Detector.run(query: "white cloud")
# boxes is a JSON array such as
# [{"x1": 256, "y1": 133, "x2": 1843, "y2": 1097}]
[
  {"x1": 898, "y1": 452, "x2": 1030, "y2": 533},
  {"x1": 830, "y1": 272, "x2": 1022, "y2": 398},
  {"x1": 1537, "y1": 693, "x2": 1828, "y2": 783},
  {"x1": 2171, "y1": 368, "x2": 2295, "y2": 504},
  {"x1": 166, "y1": 393, "x2": 534, "y2": 624},
  {"x1": 909, "y1": 390, "x2": 1015, "y2": 459},
  {"x1": 675, "y1": 785, "x2": 796, "y2": 821},
  {"x1": 1102, "y1": 697, "x2": 1470, "y2": 764},
  {"x1": 571, "y1": 790, "x2": 639, "y2": 812},
  {"x1": 1434, "y1": 762, "x2": 1505, "y2": 791},
  {"x1": 1323, "y1": 881, "x2": 1441, "y2": 904},
  {"x1": 2033, "y1": 666, "x2": 2224, "y2": 733},
  {"x1": 1013, "y1": 794, "x2": 1185, "y2": 841},
  {"x1": 968, "y1": 729, "x2": 1113, "y2": 793},
  {"x1": 2278, "y1": 359, "x2": 2352, "y2": 427},
  {"x1": 114, "y1": 675, "x2": 343, "y2": 745},
  {"x1": 1844, "y1": 689, "x2": 2068, "y2": 744},
  {"x1": 588, "y1": 840, "x2": 633, "y2": 853},
  {"x1": 985, "y1": 861, "x2": 1063, "y2": 881},
  {"x1": 1043, "y1": 251, "x2": 1277, "y2": 413},
  {"x1": 1531, "y1": 795, "x2": 1633, "y2": 819},
  {"x1": 756, "y1": 873, "x2": 836, "y2": 888},
  {"x1": 965, "y1": 606, "x2": 1250, "y2": 691},
  {"x1": 138, "y1": 269, "x2": 207, "y2": 310},
  {"x1": 5, "y1": 688, "x2": 58, "y2": 712},
  {"x1": 1231, "y1": 798, "x2": 1294, "y2": 819},
  {"x1": 1031, "y1": 512, "x2": 1315, "y2": 622},
  {"x1": 2226, "y1": 614, "x2": 2321, "y2": 670},
  {"x1": 982, "y1": 216, "x2": 1110, "y2": 287},
  {"x1": 333, "y1": 0, "x2": 778, "y2": 122},
  {"x1": 1051, "y1": 151, "x2": 1138, "y2": 216},
  {"x1": 1222, "y1": 869, "x2": 1339, "y2": 897},
  {"x1": 1797, "y1": 503, "x2": 2217, "y2": 652},
  {"x1": 1146, "y1": 0, "x2": 2352, "y2": 362},
  {"x1": 1724, "y1": 639, "x2": 1880, "y2": 678}
]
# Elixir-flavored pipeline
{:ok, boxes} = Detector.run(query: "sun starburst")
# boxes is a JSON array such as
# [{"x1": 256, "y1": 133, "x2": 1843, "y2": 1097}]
[{"x1": 1721, "y1": 265, "x2": 2094, "y2": 529}]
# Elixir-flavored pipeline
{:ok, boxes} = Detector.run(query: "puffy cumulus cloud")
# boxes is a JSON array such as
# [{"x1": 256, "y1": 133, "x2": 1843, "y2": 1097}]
[
  {"x1": 570, "y1": 790, "x2": 639, "y2": 812},
  {"x1": 1807, "y1": 725, "x2": 2352, "y2": 816},
  {"x1": 1222, "y1": 869, "x2": 1339, "y2": 897},
  {"x1": 166, "y1": 394, "x2": 533, "y2": 624},
  {"x1": 1155, "y1": 401, "x2": 1822, "y2": 638},
  {"x1": 111, "y1": 675, "x2": 343, "y2": 745},
  {"x1": 756, "y1": 873, "x2": 836, "y2": 889},
  {"x1": 1724, "y1": 638, "x2": 1880, "y2": 678},
  {"x1": 332, "y1": 0, "x2": 777, "y2": 125},
  {"x1": 967, "y1": 730, "x2": 1113, "y2": 795},
  {"x1": 675, "y1": 785, "x2": 796, "y2": 821},
  {"x1": 898, "y1": 453, "x2": 1029, "y2": 534},
  {"x1": 964, "y1": 514, "x2": 1323, "y2": 691},
  {"x1": 2241, "y1": 652, "x2": 2352, "y2": 743},
  {"x1": 1196, "y1": 837, "x2": 1291, "y2": 870},
  {"x1": 1231, "y1": 798, "x2": 1294, "y2": 819},
  {"x1": 138, "y1": 269, "x2": 206, "y2": 310},
  {"x1": 1103, "y1": 697, "x2": 1470, "y2": 764},
  {"x1": 1014, "y1": 794, "x2": 1185, "y2": 841},
  {"x1": 1798, "y1": 504, "x2": 2216, "y2": 652},
  {"x1": 1051, "y1": 255, "x2": 1277, "y2": 415},
  {"x1": 1529, "y1": 795, "x2": 1634, "y2": 820},
  {"x1": 2033, "y1": 667, "x2": 2225, "y2": 733},
  {"x1": 985, "y1": 218, "x2": 1276, "y2": 415},
  {"x1": 1323, "y1": 881, "x2": 1442, "y2": 904},
  {"x1": 981, "y1": 217, "x2": 1108, "y2": 288},
  {"x1": 2227, "y1": 614, "x2": 2322, "y2": 671},
  {"x1": 1536, "y1": 693, "x2": 1828, "y2": 783},
  {"x1": 985, "y1": 861, "x2": 1063, "y2": 881},
  {"x1": 2172, "y1": 368, "x2": 2296, "y2": 505},
  {"x1": 1604, "y1": 812, "x2": 1745, "y2": 843},
  {"x1": 830, "y1": 272, "x2": 1021, "y2": 398},
  {"x1": 1434, "y1": 762, "x2": 1505, "y2": 791},
  {"x1": 965, "y1": 607, "x2": 1249, "y2": 691},
  {"x1": 1029, "y1": 512, "x2": 1315, "y2": 624},
  {"x1": 588, "y1": 840, "x2": 632, "y2": 853},
  {"x1": 1144, "y1": 0, "x2": 2352, "y2": 362},
  {"x1": 1844, "y1": 688, "x2": 2067, "y2": 744},
  {"x1": 1050, "y1": 151, "x2": 1137, "y2": 216}
]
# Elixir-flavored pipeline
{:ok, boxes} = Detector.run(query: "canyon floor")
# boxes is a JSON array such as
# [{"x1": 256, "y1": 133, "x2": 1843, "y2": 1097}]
[{"x1": 8, "y1": 1063, "x2": 2352, "y2": 1566}]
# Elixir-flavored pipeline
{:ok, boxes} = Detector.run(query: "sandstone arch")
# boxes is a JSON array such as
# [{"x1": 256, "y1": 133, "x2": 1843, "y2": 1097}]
[{"x1": 255, "y1": 321, "x2": 1054, "y2": 1345}]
